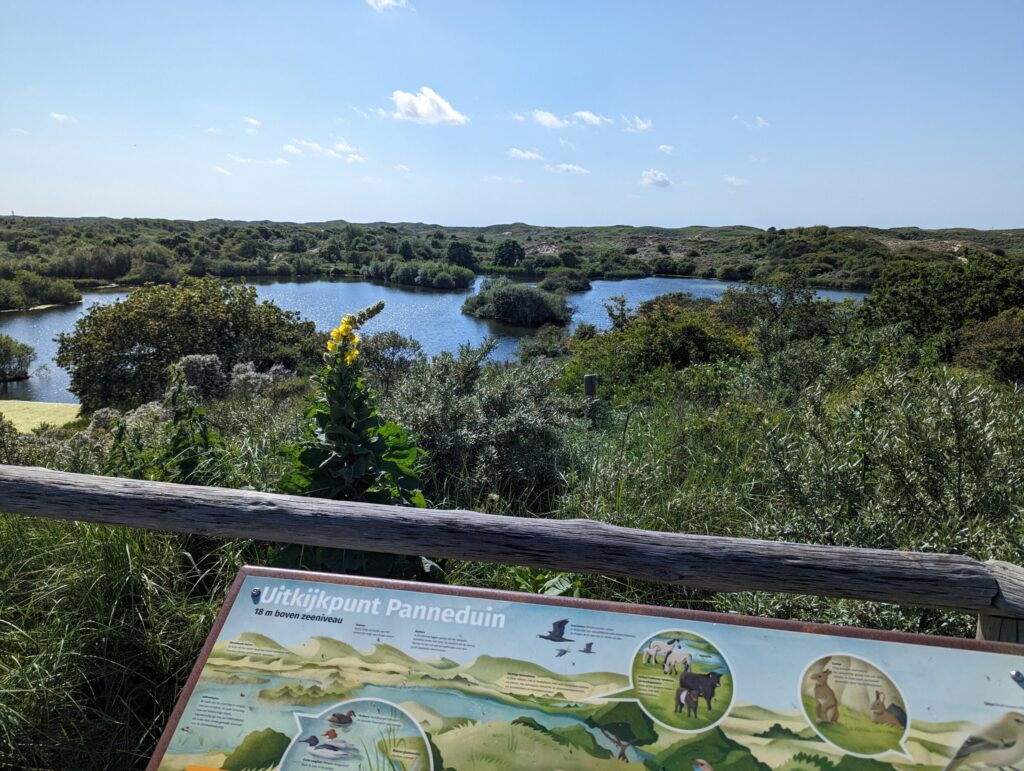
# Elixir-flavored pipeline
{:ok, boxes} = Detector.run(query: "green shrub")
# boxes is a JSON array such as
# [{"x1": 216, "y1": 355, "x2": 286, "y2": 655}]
[
  {"x1": 55, "y1": 278, "x2": 323, "y2": 410},
  {"x1": 955, "y1": 307, "x2": 1024, "y2": 383},
  {"x1": 360, "y1": 330, "x2": 425, "y2": 393},
  {"x1": 462, "y1": 277, "x2": 572, "y2": 327},
  {"x1": 0, "y1": 333, "x2": 34, "y2": 381},
  {"x1": 384, "y1": 341, "x2": 580, "y2": 508},
  {"x1": 537, "y1": 271, "x2": 591, "y2": 293}
]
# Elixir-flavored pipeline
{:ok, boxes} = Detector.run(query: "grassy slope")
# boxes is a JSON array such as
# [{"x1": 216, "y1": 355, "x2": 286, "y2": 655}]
[{"x1": 0, "y1": 399, "x2": 79, "y2": 432}]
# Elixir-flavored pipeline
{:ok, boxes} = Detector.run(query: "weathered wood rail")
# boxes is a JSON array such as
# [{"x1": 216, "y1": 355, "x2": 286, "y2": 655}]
[{"x1": 2, "y1": 465, "x2": 1023, "y2": 640}]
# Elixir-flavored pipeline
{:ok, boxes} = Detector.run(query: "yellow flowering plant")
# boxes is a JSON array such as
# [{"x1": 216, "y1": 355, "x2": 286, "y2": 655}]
[{"x1": 281, "y1": 301, "x2": 426, "y2": 509}]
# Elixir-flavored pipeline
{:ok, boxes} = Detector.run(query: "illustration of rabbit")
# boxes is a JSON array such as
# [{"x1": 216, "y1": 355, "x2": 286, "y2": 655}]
[
  {"x1": 870, "y1": 690, "x2": 907, "y2": 729},
  {"x1": 809, "y1": 669, "x2": 839, "y2": 724}
]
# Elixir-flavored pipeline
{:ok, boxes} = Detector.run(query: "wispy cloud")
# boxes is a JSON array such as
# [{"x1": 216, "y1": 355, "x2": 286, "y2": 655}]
[
  {"x1": 243, "y1": 116, "x2": 261, "y2": 127},
  {"x1": 574, "y1": 110, "x2": 611, "y2": 126},
  {"x1": 622, "y1": 115, "x2": 652, "y2": 132},
  {"x1": 558, "y1": 137, "x2": 579, "y2": 150},
  {"x1": 345, "y1": 153, "x2": 367, "y2": 164},
  {"x1": 227, "y1": 154, "x2": 288, "y2": 166},
  {"x1": 394, "y1": 164, "x2": 411, "y2": 172},
  {"x1": 12, "y1": 127, "x2": 29, "y2": 135},
  {"x1": 214, "y1": 166, "x2": 232, "y2": 176},
  {"x1": 483, "y1": 175, "x2": 522, "y2": 183},
  {"x1": 290, "y1": 138, "x2": 357, "y2": 159},
  {"x1": 547, "y1": 163, "x2": 589, "y2": 175},
  {"x1": 511, "y1": 112, "x2": 526, "y2": 121},
  {"x1": 392, "y1": 86, "x2": 468, "y2": 125},
  {"x1": 282, "y1": 144, "x2": 304, "y2": 156},
  {"x1": 206, "y1": 126, "x2": 223, "y2": 134},
  {"x1": 366, "y1": 0, "x2": 407, "y2": 10},
  {"x1": 657, "y1": 144, "x2": 674, "y2": 155},
  {"x1": 640, "y1": 169, "x2": 672, "y2": 187},
  {"x1": 354, "y1": 106, "x2": 389, "y2": 120},
  {"x1": 507, "y1": 147, "x2": 543, "y2": 161},
  {"x1": 732, "y1": 114, "x2": 770, "y2": 130},
  {"x1": 49, "y1": 112, "x2": 76, "y2": 123},
  {"x1": 723, "y1": 175, "x2": 750, "y2": 186},
  {"x1": 533, "y1": 109, "x2": 571, "y2": 128}
]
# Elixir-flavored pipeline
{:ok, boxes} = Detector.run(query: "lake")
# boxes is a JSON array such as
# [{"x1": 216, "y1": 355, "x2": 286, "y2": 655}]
[{"x1": 0, "y1": 276, "x2": 865, "y2": 404}]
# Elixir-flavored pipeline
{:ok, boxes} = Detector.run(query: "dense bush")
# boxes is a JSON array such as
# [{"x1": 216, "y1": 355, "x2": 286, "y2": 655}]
[
  {"x1": 383, "y1": 341, "x2": 580, "y2": 508},
  {"x1": 561, "y1": 297, "x2": 751, "y2": 403},
  {"x1": 361, "y1": 258, "x2": 474, "y2": 289},
  {"x1": 175, "y1": 354, "x2": 228, "y2": 399},
  {"x1": 955, "y1": 307, "x2": 1024, "y2": 383},
  {"x1": 0, "y1": 270, "x2": 80, "y2": 310},
  {"x1": 55, "y1": 278, "x2": 323, "y2": 410},
  {"x1": 360, "y1": 330, "x2": 425, "y2": 393},
  {"x1": 0, "y1": 333, "x2": 34, "y2": 381},
  {"x1": 462, "y1": 277, "x2": 572, "y2": 327},
  {"x1": 537, "y1": 271, "x2": 591, "y2": 292}
]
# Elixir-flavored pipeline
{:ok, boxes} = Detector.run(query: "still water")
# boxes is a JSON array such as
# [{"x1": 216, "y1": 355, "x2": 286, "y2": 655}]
[{"x1": 0, "y1": 276, "x2": 864, "y2": 404}]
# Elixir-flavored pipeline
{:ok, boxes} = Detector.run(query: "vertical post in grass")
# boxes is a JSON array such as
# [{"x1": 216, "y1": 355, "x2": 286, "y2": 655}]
[{"x1": 584, "y1": 373, "x2": 598, "y2": 422}]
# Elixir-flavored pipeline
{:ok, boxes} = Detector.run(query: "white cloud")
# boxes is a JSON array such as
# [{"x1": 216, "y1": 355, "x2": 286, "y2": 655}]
[
  {"x1": 290, "y1": 138, "x2": 357, "y2": 159},
  {"x1": 574, "y1": 110, "x2": 611, "y2": 126},
  {"x1": 622, "y1": 115, "x2": 653, "y2": 132},
  {"x1": 344, "y1": 153, "x2": 366, "y2": 164},
  {"x1": 723, "y1": 175, "x2": 750, "y2": 186},
  {"x1": 507, "y1": 147, "x2": 543, "y2": 161},
  {"x1": 366, "y1": 0, "x2": 407, "y2": 10},
  {"x1": 214, "y1": 166, "x2": 232, "y2": 176},
  {"x1": 533, "y1": 109, "x2": 570, "y2": 128},
  {"x1": 640, "y1": 169, "x2": 672, "y2": 187},
  {"x1": 392, "y1": 86, "x2": 468, "y2": 125},
  {"x1": 394, "y1": 164, "x2": 411, "y2": 172},
  {"x1": 49, "y1": 112, "x2": 76, "y2": 123},
  {"x1": 227, "y1": 154, "x2": 288, "y2": 166},
  {"x1": 243, "y1": 116, "x2": 261, "y2": 127},
  {"x1": 657, "y1": 144, "x2": 674, "y2": 155},
  {"x1": 511, "y1": 112, "x2": 526, "y2": 121},
  {"x1": 732, "y1": 114, "x2": 770, "y2": 130},
  {"x1": 283, "y1": 144, "x2": 304, "y2": 156},
  {"x1": 206, "y1": 126, "x2": 223, "y2": 134},
  {"x1": 12, "y1": 127, "x2": 29, "y2": 135},
  {"x1": 483, "y1": 175, "x2": 522, "y2": 183},
  {"x1": 547, "y1": 163, "x2": 589, "y2": 175},
  {"x1": 558, "y1": 137, "x2": 579, "y2": 150}
]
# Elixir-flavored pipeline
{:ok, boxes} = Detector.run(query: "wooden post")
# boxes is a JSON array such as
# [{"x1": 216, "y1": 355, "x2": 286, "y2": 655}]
[
  {"x1": 584, "y1": 373, "x2": 598, "y2": 421},
  {"x1": 976, "y1": 561, "x2": 1024, "y2": 643}
]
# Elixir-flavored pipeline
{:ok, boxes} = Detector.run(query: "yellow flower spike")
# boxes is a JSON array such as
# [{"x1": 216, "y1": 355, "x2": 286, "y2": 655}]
[
  {"x1": 345, "y1": 349, "x2": 359, "y2": 365},
  {"x1": 327, "y1": 338, "x2": 338, "y2": 353}
]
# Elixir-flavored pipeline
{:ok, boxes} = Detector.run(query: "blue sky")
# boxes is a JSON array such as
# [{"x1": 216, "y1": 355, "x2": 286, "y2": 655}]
[{"x1": 2, "y1": 1, "x2": 1022, "y2": 227}]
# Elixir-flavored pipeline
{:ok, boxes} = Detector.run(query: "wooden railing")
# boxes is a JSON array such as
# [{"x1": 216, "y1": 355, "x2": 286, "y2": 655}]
[{"x1": 2, "y1": 464, "x2": 1022, "y2": 643}]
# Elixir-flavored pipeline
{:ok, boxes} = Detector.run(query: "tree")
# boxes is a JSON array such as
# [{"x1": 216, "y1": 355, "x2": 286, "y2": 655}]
[
  {"x1": 955, "y1": 308, "x2": 1024, "y2": 383},
  {"x1": 0, "y1": 334, "x2": 35, "y2": 381},
  {"x1": 398, "y1": 239, "x2": 415, "y2": 261},
  {"x1": 360, "y1": 330, "x2": 425, "y2": 393},
  {"x1": 493, "y1": 238, "x2": 525, "y2": 267},
  {"x1": 446, "y1": 239, "x2": 478, "y2": 269},
  {"x1": 56, "y1": 278, "x2": 322, "y2": 410},
  {"x1": 462, "y1": 278, "x2": 572, "y2": 327},
  {"x1": 584, "y1": 702, "x2": 657, "y2": 761}
]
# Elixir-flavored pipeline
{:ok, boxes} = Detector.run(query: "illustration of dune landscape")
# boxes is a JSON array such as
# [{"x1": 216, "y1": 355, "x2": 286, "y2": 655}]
[{"x1": 156, "y1": 631, "x2": 980, "y2": 771}]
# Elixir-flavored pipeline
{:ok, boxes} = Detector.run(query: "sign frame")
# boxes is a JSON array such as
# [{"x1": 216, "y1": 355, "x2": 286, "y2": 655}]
[{"x1": 147, "y1": 565, "x2": 1024, "y2": 770}]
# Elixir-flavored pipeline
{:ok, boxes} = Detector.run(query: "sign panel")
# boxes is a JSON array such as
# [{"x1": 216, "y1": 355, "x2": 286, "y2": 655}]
[{"x1": 150, "y1": 567, "x2": 1024, "y2": 771}]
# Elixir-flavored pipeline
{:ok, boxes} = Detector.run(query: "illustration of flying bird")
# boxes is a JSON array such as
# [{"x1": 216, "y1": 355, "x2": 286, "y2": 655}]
[
  {"x1": 944, "y1": 712, "x2": 1024, "y2": 771},
  {"x1": 538, "y1": 619, "x2": 573, "y2": 642},
  {"x1": 1012, "y1": 670, "x2": 1024, "y2": 689},
  {"x1": 580, "y1": 642, "x2": 595, "y2": 654},
  {"x1": 555, "y1": 648, "x2": 570, "y2": 657}
]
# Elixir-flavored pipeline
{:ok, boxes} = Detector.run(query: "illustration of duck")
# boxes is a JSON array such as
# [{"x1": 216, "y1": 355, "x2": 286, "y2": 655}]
[
  {"x1": 555, "y1": 648, "x2": 570, "y2": 658},
  {"x1": 250, "y1": 588, "x2": 261, "y2": 605},
  {"x1": 328, "y1": 709, "x2": 356, "y2": 725},
  {"x1": 538, "y1": 619, "x2": 574, "y2": 642},
  {"x1": 298, "y1": 735, "x2": 360, "y2": 760},
  {"x1": 323, "y1": 728, "x2": 338, "y2": 740},
  {"x1": 580, "y1": 642, "x2": 596, "y2": 654}
]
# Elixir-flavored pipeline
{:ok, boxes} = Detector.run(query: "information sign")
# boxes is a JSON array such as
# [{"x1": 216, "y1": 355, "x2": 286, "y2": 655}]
[{"x1": 149, "y1": 566, "x2": 1024, "y2": 771}]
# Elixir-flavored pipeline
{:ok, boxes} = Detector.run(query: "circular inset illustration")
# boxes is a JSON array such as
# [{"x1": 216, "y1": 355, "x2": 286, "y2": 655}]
[
  {"x1": 280, "y1": 697, "x2": 432, "y2": 769},
  {"x1": 630, "y1": 629, "x2": 734, "y2": 731},
  {"x1": 800, "y1": 655, "x2": 909, "y2": 757}
]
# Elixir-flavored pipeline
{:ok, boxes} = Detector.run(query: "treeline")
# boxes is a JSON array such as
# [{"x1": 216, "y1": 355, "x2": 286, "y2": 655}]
[{"x1": 3, "y1": 216, "x2": 1020, "y2": 301}]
